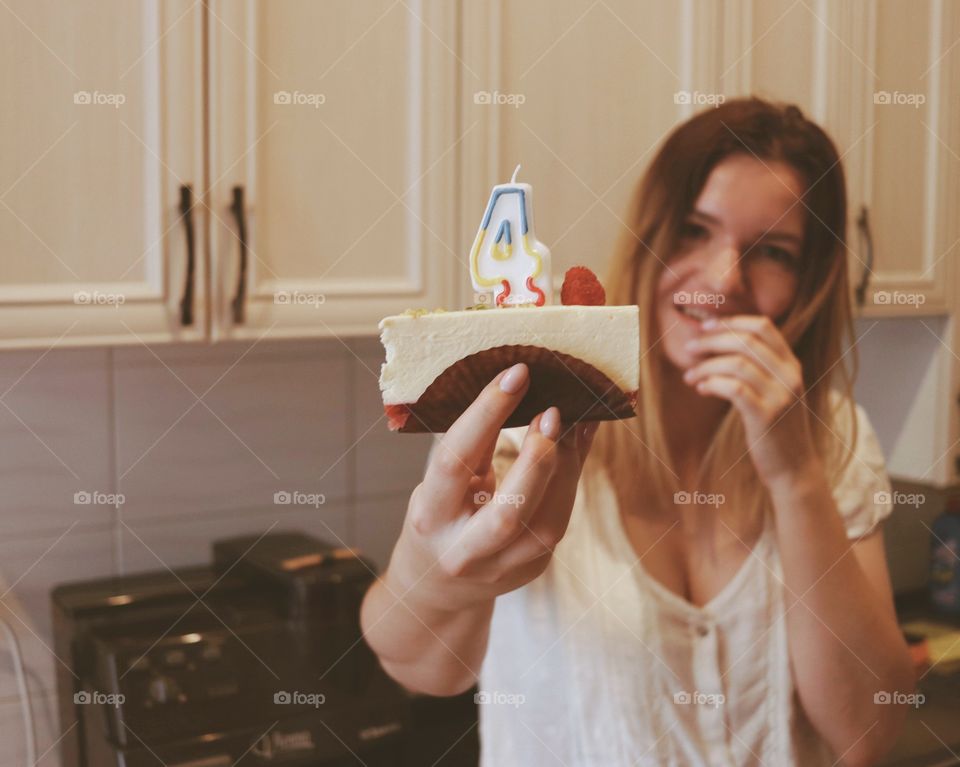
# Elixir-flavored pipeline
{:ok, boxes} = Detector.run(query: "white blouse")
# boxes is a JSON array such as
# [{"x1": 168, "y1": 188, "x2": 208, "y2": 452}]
[{"x1": 477, "y1": 398, "x2": 893, "y2": 767}]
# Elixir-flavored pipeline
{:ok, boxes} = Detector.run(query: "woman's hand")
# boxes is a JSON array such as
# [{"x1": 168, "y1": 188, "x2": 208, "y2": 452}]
[
  {"x1": 388, "y1": 362, "x2": 598, "y2": 614},
  {"x1": 681, "y1": 315, "x2": 820, "y2": 488}
]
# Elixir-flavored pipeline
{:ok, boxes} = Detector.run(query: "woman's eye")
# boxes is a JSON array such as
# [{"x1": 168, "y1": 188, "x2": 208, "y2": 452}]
[
  {"x1": 680, "y1": 222, "x2": 708, "y2": 240},
  {"x1": 757, "y1": 244, "x2": 799, "y2": 269}
]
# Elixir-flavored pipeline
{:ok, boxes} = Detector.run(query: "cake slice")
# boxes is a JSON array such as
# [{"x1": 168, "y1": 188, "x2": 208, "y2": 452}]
[{"x1": 379, "y1": 302, "x2": 639, "y2": 433}]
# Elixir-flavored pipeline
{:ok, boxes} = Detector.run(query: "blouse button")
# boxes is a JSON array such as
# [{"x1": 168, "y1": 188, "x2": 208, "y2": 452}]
[{"x1": 695, "y1": 624, "x2": 710, "y2": 637}]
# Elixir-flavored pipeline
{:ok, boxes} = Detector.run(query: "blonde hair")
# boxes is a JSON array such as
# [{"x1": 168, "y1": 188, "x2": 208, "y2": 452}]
[{"x1": 591, "y1": 97, "x2": 858, "y2": 531}]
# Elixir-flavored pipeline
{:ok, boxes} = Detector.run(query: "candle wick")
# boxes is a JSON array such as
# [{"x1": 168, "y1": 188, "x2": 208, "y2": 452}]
[{"x1": 511, "y1": 164, "x2": 521, "y2": 184}]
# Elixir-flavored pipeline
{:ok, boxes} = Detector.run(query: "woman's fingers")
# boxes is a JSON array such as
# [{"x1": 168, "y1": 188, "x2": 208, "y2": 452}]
[
  {"x1": 683, "y1": 353, "x2": 771, "y2": 395},
  {"x1": 439, "y1": 408, "x2": 561, "y2": 573},
  {"x1": 417, "y1": 364, "x2": 530, "y2": 530}
]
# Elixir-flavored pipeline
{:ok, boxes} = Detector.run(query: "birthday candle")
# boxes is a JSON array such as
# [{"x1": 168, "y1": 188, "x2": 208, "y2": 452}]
[{"x1": 469, "y1": 165, "x2": 552, "y2": 307}]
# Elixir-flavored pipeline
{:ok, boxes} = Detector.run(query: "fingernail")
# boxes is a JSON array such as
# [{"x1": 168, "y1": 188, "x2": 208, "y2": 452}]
[
  {"x1": 702, "y1": 318, "x2": 718, "y2": 330},
  {"x1": 584, "y1": 422, "x2": 600, "y2": 444},
  {"x1": 539, "y1": 407, "x2": 560, "y2": 440},
  {"x1": 499, "y1": 363, "x2": 528, "y2": 394}
]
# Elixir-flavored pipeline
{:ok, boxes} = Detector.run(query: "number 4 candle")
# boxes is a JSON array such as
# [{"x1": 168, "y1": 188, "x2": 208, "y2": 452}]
[{"x1": 469, "y1": 165, "x2": 552, "y2": 307}]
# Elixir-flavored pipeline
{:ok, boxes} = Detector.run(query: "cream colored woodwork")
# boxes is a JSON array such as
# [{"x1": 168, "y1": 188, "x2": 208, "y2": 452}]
[
  {"x1": 207, "y1": 0, "x2": 459, "y2": 340},
  {"x1": 0, "y1": 0, "x2": 206, "y2": 349},
  {"x1": 715, "y1": 0, "x2": 959, "y2": 319},
  {"x1": 460, "y1": 0, "x2": 691, "y2": 308}
]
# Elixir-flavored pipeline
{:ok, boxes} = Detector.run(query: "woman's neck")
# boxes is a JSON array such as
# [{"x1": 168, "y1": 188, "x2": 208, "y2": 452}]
[{"x1": 660, "y1": 361, "x2": 729, "y2": 479}]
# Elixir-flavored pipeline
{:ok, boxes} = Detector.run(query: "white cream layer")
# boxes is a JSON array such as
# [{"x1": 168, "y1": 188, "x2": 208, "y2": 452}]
[{"x1": 378, "y1": 305, "x2": 640, "y2": 405}]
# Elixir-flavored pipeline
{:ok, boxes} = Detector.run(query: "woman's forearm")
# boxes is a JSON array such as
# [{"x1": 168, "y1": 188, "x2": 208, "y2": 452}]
[
  {"x1": 360, "y1": 534, "x2": 494, "y2": 697},
  {"x1": 767, "y1": 464, "x2": 914, "y2": 766}
]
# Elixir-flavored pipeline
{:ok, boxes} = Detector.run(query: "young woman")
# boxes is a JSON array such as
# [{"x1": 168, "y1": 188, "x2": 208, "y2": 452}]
[{"x1": 361, "y1": 98, "x2": 914, "y2": 766}]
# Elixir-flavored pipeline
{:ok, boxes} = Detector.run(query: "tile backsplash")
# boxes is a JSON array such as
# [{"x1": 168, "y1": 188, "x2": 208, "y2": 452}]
[
  {"x1": 0, "y1": 335, "x2": 946, "y2": 765},
  {"x1": 0, "y1": 336, "x2": 431, "y2": 766}
]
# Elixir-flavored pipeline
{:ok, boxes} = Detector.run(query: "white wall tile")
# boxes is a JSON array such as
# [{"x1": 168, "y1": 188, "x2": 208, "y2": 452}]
[
  {"x1": 118, "y1": 502, "x2": 352, "y2": 576},
  {"x1": 347, "y1": 338, "x2": 432, "y2": 499},
  {"x1": 353, "y1": 495, "x2": 409, "y2": 574},
  {"x1": 0, "y1": 348, "x2": 113, "y2": 535},
  {"x1": 0, "y1": 691, "x2": 60, "y2": 767},
  {"x1": 0, "y1": 527, "x2": 115, "y2": 699},
  {"x1": 114, "y1": 341, "x2": 350, "y2": 521}
]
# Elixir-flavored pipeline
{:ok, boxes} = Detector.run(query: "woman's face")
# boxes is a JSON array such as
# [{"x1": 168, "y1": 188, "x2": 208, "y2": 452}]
[{"x1": 655, "y1": 154, "x2": 807, "y2": 371}]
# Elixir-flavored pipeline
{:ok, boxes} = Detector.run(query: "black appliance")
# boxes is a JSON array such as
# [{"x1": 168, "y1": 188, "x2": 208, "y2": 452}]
[{"x1": 52, "y1": 531, "x2": 479, "y2": 766}]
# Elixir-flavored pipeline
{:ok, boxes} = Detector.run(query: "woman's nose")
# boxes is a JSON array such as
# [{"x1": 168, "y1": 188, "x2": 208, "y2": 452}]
[{"x1": 703, "y1": 245, "x2": 746, "y2": 296}]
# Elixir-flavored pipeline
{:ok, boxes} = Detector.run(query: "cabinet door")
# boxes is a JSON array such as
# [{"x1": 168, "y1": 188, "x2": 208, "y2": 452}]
[
  {"x1": 207, "y1": 0, "x2": 459, "y2": 340},
  {"x1": 0, "y1": 0, "x2": 206, "y2": 348},
  {"x1": 844, "y1": 0, "x2": 960, "y2": 316},
  {"x1": 461, "y1": 0, "x2": 690, "y2": 307}
]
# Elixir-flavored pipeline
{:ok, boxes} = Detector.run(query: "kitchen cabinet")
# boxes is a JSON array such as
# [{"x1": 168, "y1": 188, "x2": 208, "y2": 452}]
[
  {"x1": 709, "y1": 0, "x2": 960, "y2": 483},
  {"x1": 0, "y1": 0, "x2": 459, "y2": 349},
  {"x1": 0, "y1": 0, "x2": 206, "y2": 348},
  {"x1": 206, "y1": 0, "x2": 459, "y2": 340},
  {"x1": 714, "y1": 0, "x2": 960, "y2": 318}
]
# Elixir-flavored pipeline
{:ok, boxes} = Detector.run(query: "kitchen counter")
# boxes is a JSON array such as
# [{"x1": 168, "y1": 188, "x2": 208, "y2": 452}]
[{"x1": 880, "y1": 592, "x2": 960, "y2": 767}]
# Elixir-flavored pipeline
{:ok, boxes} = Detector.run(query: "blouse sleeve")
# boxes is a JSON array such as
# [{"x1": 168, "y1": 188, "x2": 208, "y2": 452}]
[{"x1": 829, "y1": 399, "x2": 894, "y2": 541}]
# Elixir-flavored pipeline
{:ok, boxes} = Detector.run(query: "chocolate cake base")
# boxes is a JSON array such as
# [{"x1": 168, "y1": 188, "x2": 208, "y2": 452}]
[{"x1": 385, "y1": 344, "x2": 638, "y2": 433}]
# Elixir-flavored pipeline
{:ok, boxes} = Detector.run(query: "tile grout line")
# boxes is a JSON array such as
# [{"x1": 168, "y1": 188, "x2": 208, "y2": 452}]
[
  {"x1": 108, "y1": 346, "x2": 125, "y2": 577},
  {"x1": 345, "y1": 343, "x2": 358, "y2": 547}
]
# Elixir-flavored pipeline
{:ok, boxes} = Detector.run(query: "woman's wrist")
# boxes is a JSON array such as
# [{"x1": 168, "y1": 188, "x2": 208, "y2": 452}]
[{"x1": 764, "y1": 456, "x2": 830, "y2": 509}]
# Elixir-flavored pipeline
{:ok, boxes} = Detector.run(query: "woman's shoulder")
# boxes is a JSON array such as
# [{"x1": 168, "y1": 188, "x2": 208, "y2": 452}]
[{"x1": 825, "y1": 389, "x2": 894, "y2": 540}]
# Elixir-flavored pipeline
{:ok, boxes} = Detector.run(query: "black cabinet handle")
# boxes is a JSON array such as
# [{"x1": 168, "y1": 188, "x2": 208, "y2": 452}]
[
  {"x1": 229, "y1": 185, "x2": 248, "y2": 324},
  {"x1": 178, "y1": 185, "x2": 195, "y2": 326},
  {"x1": 854, "y1": 206, "x2": 873, "y2": 307}
]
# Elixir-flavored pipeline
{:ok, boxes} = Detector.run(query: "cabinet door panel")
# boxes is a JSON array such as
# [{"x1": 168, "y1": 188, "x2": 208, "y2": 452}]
[
  {"x1": 0, "y1": 0, "x2": 206, "y2": 348},
  {"x1": 208, "y1": 0, "x2": 458, "y2": 339}
]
